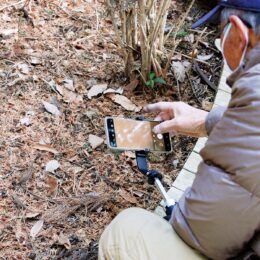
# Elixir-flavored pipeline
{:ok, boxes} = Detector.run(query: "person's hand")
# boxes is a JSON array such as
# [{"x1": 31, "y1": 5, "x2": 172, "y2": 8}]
[{"x1": 143, "y1": 102, "x2": 208, "y2": 137}]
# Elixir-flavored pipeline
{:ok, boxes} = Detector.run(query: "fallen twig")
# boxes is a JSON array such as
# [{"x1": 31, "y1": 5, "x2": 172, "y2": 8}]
[
  {"x1": 193, "y1": 61, "x2": 217, "y2": 91},
  {"x1": 164, "y1": 0, "x2": 196, "y2": 74}
]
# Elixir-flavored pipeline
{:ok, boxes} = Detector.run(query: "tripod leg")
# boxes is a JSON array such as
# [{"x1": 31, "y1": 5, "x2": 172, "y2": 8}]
[
  {"x1": 164, "y1": 205, "x2": 175, "y2": 221},
  {"x1": 154, "y1": 178, "x2": 175, "y2": 207}
]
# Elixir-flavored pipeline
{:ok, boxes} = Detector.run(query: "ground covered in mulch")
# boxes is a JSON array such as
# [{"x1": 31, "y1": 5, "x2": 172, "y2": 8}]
[{"x1": 0, "y1": 0, "x2": 222, "y2": 259}]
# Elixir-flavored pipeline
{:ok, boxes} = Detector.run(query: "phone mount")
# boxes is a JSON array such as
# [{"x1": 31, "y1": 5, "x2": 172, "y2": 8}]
[{"x1": 135, "y1": 117, "x2": 175, "y2": 220}]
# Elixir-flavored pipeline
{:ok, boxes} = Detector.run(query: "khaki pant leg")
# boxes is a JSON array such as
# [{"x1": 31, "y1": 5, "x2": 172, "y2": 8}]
[{"x1": 98, "y1": 208, "x2": 207, "y2": 260}]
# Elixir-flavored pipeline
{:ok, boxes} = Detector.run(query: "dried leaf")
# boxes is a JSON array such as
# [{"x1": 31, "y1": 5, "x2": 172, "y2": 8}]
[
  {"x1": 56, "y1": 84, "x2": 64, "y2": 96},
  {"x1": 88, "y1": 134, "x2": 104, "y2": 149},
  {"x1": 107, "y1": 94, "x2": 141, "y2": 112},
  {"x1": 171, "y1": 61, "x2": 191, "y2": 82},
  {"x1": 87, "y1": 83, "x2": 108, "y2": 99},
  {"x1": 119, "y1": 189, "x2": 138, "y2": 204},
  {"x1": 32, "y1": 143, "x2": 59, "y2": 154},
  {"x1": 46, "y1": 175, "x2": 58, "y2": 195},
  {"x1": 84, "y1": 109, "x2": 100, "y2": 120},
  {"x1": 124, "y1": 79, "x2": 139, "y2": 93},
  {"x1": 30, "y1": 219, "x2": 44, "y2": 239},
  {"x1": 86, "y1": 79, "x2": 97, "y2": 89},
  {"x1": 17, "y1": 171, "x2": 33, "y2": 185},
  {"x1": 20, "y1": 117, "x2": 31, "y2": 126},
  {"x1": 56, "y1": 85, "x2": 83, "y2": 104},
  {"x1": 103, "y1": 87, "x2": 124, "y2": 95},
  {"x1": 15, "y1": 220, "x2": 23, "y2": 242},
  {"x1": 124, "y1": 151, "x2": 136, "y2": 159},
  {"x1": 17, "y1": 63, "x2": 30, "y2": 74},
  {"x1": 63, "y1": 79, "x2": 75, "y2": 91},
  {"x1": 132, "y1": 190, "x2": 144, "y2": 197},
  {"x1": 30, "y1": 56, "x2": 42, "y2": 65},
  {"x1": 75, "y1": 229, "x2": 91, "y2": 246},
  {"x1": 45, "y1": 160, "x2": 60, "y2": 173},
  {"x1": 0, "y1": 28, "x2": 18, "y2": 39},
  {"x1": 25, "y1": 212, "x2": 40, "y2": 219},
  {"x1": 172, "y1": 53, "x2": 182, "y2": 61},
  {"x1": 215, "y1": 38, "x2": 221, "y2": 52},
  {"x1": 197, "y1": 54, "x2": 213, "y2": 61},
  {"x1": 202, "y1": 100, "x2": 214, "y2": 111},
  {"x1": 42, "y1": 101, "x2": 61, "y2": 116},
  {"x1": 184, "y1": 33, "x2": 194, "y2": 43},
  {"x1": 2, "y1": 14, "x2": 12, "y2": 22},
  {"x1": 12, "y1": 195, "x2": 26, "y2": 209},
  {"x1": 58, "y1": 233, "x2": 71, "y2": 250}
]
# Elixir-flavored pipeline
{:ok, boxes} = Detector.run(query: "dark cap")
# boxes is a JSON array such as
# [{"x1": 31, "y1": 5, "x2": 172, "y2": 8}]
[{"x1": 192, "y1": 0, "x2": 260, "y2": 29}]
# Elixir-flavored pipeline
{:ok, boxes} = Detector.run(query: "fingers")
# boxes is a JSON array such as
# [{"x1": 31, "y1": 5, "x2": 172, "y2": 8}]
[
  {"x1": 143, "y1": 102, "x2": 173, "y2": 113},
  {"x1": 153, "y1": 119, "x2": 177, "y2": 134},
  {"x1": 154, "y1": 112, "x2": 171, "y2": 122},
  {"x1": 169, "y1": 131, "x2": 177, "y2": 137}
]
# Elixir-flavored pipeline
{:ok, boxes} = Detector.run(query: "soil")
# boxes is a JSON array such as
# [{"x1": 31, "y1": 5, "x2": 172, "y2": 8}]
[{"x1": 0, "y1": 0, "x2": 222, "y2": 259}]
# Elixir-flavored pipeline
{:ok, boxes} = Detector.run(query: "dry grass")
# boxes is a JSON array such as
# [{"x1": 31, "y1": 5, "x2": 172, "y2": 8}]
[{"x1": 106, "y1": 0, "x2": 196, "y2": 83}]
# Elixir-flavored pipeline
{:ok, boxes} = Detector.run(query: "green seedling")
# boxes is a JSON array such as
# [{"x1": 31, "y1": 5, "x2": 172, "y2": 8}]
[
  {"x1": 146, "y1": 73, "x2": 166, "y2": 88},
  {"x1": 83, "y1": 143, "x2": 90, "y2": 150},
  {"x1": 176, "y1": 31, "x2": 190, "y2": 37},
  {"x1": 173, "y1": 23, "x2": 190, "y2": 37}
]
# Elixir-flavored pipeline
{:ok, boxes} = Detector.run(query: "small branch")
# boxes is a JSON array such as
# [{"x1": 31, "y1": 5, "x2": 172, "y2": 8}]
[
  {"x1": 193, "y1": 61, "x2": 217, "y2": 91},
  {"x1": 95, "y1": 0, "x2": 99, "y2": 31},
  {"x1": 174, "y1": 51, "x2": 210, "y2": 66},
  {"x1": 164, "y1": 0, "x2": 196, "y2": 73}
]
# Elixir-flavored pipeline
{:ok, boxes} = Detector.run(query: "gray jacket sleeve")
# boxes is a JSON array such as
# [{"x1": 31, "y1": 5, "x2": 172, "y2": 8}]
[
  {"x1": 205, "y1": 106, "x2": 226, "y2": 135},
  {"x1": 170, "y1": 64, "x2": 260, "y2": 259}
]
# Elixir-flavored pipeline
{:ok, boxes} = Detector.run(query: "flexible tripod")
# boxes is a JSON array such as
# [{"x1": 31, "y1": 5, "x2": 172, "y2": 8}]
[{"x1": 135, "y1": 150, "x2": 175, "y2": 220}]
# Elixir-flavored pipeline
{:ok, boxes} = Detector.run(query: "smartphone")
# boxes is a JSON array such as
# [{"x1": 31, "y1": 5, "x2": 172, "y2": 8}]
[{"x1": 105, "y1": 117, "x2": 172, "y2": 152}]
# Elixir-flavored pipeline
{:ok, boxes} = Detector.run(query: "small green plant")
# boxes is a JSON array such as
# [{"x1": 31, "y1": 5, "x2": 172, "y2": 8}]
[
  {"x1": 175, "y1": 23, "x2": 190, "y2": 37},
  {"x1": 176, "y1": 31, "x2": 190, "y2": 37},
  {"x1": 146, "y1": 73, "x2": 166, "y2": 88},
  {"x1": 82, "y1": 143, "x2": 90, "y2": 150}
]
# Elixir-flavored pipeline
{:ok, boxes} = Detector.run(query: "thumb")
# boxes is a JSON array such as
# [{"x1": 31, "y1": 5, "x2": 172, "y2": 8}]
[{"x1": 153, "y1": 119, "x2": 178, "y2": 134}]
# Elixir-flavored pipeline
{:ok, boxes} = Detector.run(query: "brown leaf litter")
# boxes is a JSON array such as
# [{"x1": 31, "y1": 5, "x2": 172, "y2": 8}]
[{"x1": 0, "y1": 0, "x2": 221, "y2": 258}]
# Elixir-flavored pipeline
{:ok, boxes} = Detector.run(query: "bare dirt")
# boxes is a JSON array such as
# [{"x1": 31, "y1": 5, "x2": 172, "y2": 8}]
[{"x1": 0, "y1": 1, "x2": 222, "y2": 259}]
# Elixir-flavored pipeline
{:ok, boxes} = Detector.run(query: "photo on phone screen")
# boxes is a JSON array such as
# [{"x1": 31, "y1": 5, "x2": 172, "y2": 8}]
[{"x1": 105, "y1": 117, "x2": 172, "y2": 152}]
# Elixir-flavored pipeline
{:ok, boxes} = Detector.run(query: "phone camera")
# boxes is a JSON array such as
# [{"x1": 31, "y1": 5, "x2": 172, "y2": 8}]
[{"x1": 157, "y1": 134, "x2": 163, "y2": 140}]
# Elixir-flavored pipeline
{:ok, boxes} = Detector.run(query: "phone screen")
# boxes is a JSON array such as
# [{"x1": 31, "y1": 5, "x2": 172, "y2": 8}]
[{"x1": 106, "y1": 118, "x2": 171, "y2": 152}]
